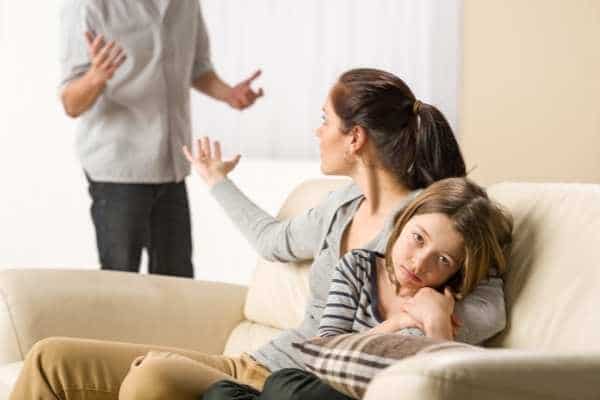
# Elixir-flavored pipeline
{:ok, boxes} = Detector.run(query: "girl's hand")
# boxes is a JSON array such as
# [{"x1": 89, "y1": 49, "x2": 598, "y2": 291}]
[
  {"x1": 369, "y1": 311, "x2": 423, "y2": 334},
  {"x1": 182, "y1": 137, "x2": 241, "y2": 188},
  {"x1": 402, "y1": 287, "x2": 456, "y2": 340}
]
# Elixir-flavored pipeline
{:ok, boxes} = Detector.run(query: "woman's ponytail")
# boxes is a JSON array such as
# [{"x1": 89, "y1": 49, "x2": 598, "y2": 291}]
[
  {"x1": 332, "y1": 68, "x2": 467, "y2": 189},
  {"x1": 408, "y1": 103, "x2": 466, "y2": 188}
]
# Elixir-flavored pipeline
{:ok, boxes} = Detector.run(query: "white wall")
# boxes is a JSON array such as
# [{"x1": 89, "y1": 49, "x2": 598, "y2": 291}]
[{"x1": 0, "y1": 1, "x2": 460, "y2": 284}]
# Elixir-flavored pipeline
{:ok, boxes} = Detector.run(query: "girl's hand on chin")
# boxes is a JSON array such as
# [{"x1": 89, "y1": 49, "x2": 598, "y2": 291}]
[
  {"x1": 402, "y1": 287, "x2": 455, "y2": 327},
  {"x1": 183, "y1": 136, "x2": 241, "y2": 188}
]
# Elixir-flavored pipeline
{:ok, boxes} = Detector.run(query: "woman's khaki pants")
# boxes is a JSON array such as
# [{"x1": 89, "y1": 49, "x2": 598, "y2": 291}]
[{"x1": 9, "y1": 337, "x2": 270, "y2": 400}]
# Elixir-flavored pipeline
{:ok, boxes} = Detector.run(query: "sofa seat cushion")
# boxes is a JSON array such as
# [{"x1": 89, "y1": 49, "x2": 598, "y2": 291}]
[{"x1": 223, "y1": 320, "x2": 283, "y2": 357}]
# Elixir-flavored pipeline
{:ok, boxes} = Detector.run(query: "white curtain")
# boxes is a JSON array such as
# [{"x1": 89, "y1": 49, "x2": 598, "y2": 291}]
[{"x1": 193, "y1": 0, "x2": 462, "y2": 159}]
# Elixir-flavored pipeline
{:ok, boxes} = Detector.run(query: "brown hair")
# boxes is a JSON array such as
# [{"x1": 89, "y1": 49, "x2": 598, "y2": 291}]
[
  {"x1": 330, "y1": 68, "x2": 466, "y2": 190},
  {"x1": 384, "y1": 178, "x2": 513, "y2": 299}
]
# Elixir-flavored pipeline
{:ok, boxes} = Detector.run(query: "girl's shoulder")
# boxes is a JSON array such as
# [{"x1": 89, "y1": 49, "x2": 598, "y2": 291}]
[{"x1": 340, "y1": 248, "x2": 383, "y2": 277}]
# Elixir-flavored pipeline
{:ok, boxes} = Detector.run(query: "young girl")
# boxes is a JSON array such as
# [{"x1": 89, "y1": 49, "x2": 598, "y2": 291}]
[
  {"x1": 204, "y1": 177, "x2": 512, "y2": 400},
  {"x1": 319, "y1": 177, "x2": 512, "y2": 341}
]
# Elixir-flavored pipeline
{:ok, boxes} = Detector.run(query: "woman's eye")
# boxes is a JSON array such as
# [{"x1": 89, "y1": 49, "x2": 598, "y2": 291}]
[{"x1": 439, "y1": 256, "x2": 450, "y2": 266}]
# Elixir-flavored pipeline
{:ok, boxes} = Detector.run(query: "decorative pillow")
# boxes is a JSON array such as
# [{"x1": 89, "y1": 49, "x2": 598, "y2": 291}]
[{"x1": 293, "y1": 333, "x2": 477, "y2": 399}]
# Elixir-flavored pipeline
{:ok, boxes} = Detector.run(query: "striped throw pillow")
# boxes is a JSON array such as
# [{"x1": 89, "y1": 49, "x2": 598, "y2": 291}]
[{"x1": 293, "y1": 333, "x2": 475, "y2": 399}]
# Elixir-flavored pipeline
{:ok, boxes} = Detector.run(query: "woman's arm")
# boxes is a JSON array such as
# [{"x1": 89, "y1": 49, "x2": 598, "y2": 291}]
[
  {"x1": 183, "y1": 138, "x2": 332, "y2": 262},
  {"x1": 210, "y1": 178, "x2": 329, "y2": 262},
  {"x1": 453, "y1": 277, "x2": 506, "y2": 344}
]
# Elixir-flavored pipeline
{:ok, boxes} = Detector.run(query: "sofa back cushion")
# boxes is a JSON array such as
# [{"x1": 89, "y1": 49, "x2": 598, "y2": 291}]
[{"x1": 488, "y1": 183, "x2": 600, "y2": 351}]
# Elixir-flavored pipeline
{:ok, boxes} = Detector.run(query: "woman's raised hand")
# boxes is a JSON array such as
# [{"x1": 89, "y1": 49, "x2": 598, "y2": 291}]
[{"x1": 182, "y1": 137, "x2": 241, "y2": 187}]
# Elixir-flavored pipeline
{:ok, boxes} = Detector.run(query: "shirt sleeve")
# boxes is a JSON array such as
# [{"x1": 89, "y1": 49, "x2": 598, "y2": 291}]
[
  {"x1": 191, "y1": 2, "x2": 213, "y2": 81},
  {"x1": 454, "y1": 277, "x2": 507, "y2": 344},
  {"x1": 318, "y1": 252, "x2": 363, "y2": 337},
  {"x1": 210, "y1": 178, "x2": 335, "y2": 263},
  {"x1": 59, "y1": 0, "x2": 95, "y2": 89}
]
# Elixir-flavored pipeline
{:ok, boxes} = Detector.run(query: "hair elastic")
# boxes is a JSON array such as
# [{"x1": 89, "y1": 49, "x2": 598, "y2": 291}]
[{"x1": 412, "y1": 100, "x2": 422, "y2": 114}]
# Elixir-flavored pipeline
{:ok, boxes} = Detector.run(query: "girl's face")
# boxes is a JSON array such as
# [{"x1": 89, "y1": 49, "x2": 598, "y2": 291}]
[
  {"x1": 315, "y1": 94, "x2": 352, "y2": 175},
  {"x1": 391, "y1": 213, "x2": 465, "y2": 294}
]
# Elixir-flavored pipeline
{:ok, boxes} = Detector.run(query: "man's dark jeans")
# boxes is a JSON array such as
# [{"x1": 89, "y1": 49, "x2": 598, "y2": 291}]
[{"x1": 86, "y1": 175, "x2": 193, "y2": 278}]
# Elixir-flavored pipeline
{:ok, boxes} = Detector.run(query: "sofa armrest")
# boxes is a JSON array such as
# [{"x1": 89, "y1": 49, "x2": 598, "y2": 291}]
[
  {"x1": 364, "y1": 347, "x2": 600, "y2": 400},
  {"x1": 0, "y1": 269, "x2": 247, "y2": 364}
]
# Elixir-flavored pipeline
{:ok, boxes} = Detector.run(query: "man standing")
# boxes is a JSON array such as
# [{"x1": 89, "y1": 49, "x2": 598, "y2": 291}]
[{"x1": 60, "y1": 0, "x2": 262, "y2": 278}]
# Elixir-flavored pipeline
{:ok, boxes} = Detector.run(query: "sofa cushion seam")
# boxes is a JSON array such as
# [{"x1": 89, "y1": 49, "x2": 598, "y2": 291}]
[{"x1": 0, "y1": 286, "x2": 25, "y2": 360}]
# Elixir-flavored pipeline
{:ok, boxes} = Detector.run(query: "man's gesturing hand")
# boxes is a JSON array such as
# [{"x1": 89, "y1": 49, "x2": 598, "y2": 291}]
[{"x1": 84, "y1": 31, "x2": 127, "y2": 85}]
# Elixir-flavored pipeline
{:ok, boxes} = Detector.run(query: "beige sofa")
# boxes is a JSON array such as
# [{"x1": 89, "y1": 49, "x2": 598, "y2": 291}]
[{"x1": 1, "y1": 179, "x2": 600, "y2": 399}]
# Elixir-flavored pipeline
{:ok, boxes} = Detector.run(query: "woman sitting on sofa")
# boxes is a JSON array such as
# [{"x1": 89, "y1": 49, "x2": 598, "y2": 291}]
[
  {"x1": 203, "y1": 177, "x2": 512, "y2": 400},
  {"x1": 10, "y1": 69, "x2": 507, "y2": 400}
]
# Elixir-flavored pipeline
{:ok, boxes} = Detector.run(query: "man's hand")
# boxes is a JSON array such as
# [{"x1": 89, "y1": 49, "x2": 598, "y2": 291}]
[
  {"x1": 61, "y1": 32, "x2": 127, "y2": 117},
  {"x1": 84, "y1": 31, "x2": 127, "y2": 86},
  {"x1": 225, "y1": 69, "x2": 264, "y2": 110}
]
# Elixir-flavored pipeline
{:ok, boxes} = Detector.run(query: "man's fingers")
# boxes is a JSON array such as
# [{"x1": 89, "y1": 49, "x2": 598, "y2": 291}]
[
  {"x1": 256, "y1": 88, "x2": 264, "y2": 98},
  {"x1": 243, "y1": 69, "x2": 261, "y2": 85},
  {"x1": 95, "y1": 40, "x2": 116, "y2": 65},
  {"x1": 90, "y1": 34, "x2": 105, "y2": 55},
  {"x1": 101, "y1": 47, "x2": 122, "y2": 69},
  {"x1": 228, "y1": 154, "x2": 241, "y2": 168},
  {"x1": 113, "y1": 53, "x2": 127, "y2": 69},
  {"x1": 84, "y1": 31, "x2": 94, "y2": 47},
  {"x1": 106, "y1": 47, "x2": 127, "y2": 70}
]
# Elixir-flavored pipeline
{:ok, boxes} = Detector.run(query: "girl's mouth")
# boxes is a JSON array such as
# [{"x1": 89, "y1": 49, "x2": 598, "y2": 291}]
[{"x1": 401, "y1": 266, "x2": 422, "y2": 284}]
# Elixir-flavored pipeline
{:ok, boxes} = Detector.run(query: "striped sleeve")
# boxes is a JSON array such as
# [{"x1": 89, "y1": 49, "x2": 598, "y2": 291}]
[{"x1": 318, "y1": 251, "x2": 367, "y2": 337}]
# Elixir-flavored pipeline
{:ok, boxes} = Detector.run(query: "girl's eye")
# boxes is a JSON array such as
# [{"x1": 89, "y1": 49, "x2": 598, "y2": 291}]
[
  {"x1": 412, "y1": 232, "x2": 424, "y2": 244},
  {"x1": 439, "y1": 256, "x2": 450, "y2": 266}
]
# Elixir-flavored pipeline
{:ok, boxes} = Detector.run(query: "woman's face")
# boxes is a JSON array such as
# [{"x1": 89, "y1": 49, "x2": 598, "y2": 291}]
[
  {"x1": 390, "y1": 212, "x2": 464, "y2": 294},
  {"x1": 315, "y1": 94, "x2": 351, "y2": 175}
]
